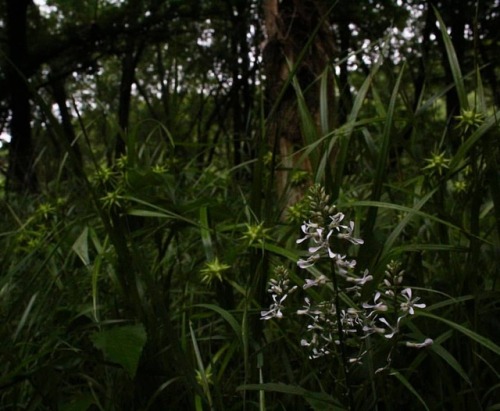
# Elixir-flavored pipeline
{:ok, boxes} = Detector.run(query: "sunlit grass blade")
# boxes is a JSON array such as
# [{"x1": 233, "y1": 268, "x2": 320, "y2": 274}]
[
  {"x1": 189, "y1": 321, "x2": 214, "y2": 409},
  {"x1": 124, "y1": 195, "x2": 197, "y2": 225},
  {"x1": 448, "y1": 114, "x2": 498, "y2": 174},
  {"x1": 349, "y1": 200, "x2": 478, "y2": 242},
  {"x1": 90, "y1": 233, "x2": 109, "y2": 322},
  {"x1": 194, "y1": 304, "x2": 242, "y2": 345},
  {"x1": 319, "y1": 68, "x2": 330, "y2": 135},
  {"x1": 365, "y1": 65, "x2": 405, "y2": 233},
  {"x1": 292, "y1": 73, "x2": 320, "y2": 170},
  {"x1": 13, "y1": 293, "x2": 38, "y2": 342},
  {"x1": 330, "y1": 57, "x2": 382, "y2": 199},
  {"x1": 433, "y1": 7, "x2": 468, "y2": 111},
  {"x1": 237, "y1": 383, "x2": 345, "y2": 410}
]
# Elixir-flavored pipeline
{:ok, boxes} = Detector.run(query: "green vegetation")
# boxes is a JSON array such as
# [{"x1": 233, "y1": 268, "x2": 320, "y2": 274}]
[{"x1": 0, "y1": 1, "x2": 499, "y2": 410}]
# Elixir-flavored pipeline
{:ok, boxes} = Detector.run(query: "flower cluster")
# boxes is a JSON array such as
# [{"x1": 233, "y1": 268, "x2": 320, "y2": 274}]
[
  {"x1": 260, "y1": 266, "x2": 297, "y2": 320},
  {"x1": 296, "y1": 214, "x2": 363, "y2": 271},
  {"x1": 261, "y1": 185, "x2": 432, "y2": 367},
  {"x1": 364, "y1": 262, "x2": 430, "y2": 335}
]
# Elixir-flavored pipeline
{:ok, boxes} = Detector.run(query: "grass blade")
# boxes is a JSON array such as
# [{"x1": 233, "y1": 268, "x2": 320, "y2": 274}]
[
  {"x1": 433, "y1": 7, "x2": 468, "y2": 111},
  {"x1": 419, "y1": 311, "x2": 500, "y2": 355},
  {"x1": 365, "y1": 65, "x2": 405, "y2": 233},
  {"x1": 391, "y1": 370, "x2": 430, "y2": 411}
]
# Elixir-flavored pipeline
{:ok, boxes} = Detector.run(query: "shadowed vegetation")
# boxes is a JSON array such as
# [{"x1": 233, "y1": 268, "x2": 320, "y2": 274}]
[{"x1": 0, "y1": 1, "x2": 499, "y2": 410}]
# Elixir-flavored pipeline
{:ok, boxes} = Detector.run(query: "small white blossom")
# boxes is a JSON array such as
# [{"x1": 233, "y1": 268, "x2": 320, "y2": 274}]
[
  {"x1": 363, "y1": 292, "x2": 389, "y2": 314},
  {"x1": 337, "y1": 221, "x2": 364, "y2": 245},
  {"x1": 406, "y1": 338, "x2": 433, "y2": 348},
  {"x1": 260, "y1": 293, "x2": 288, "y2": 320},
  {"x1": 378, "y1": 317, "x2": 400, "y2": 339},
  {"x1": 297, "y1": 253, "x2": 321, "y2": 269},
  {"x1": 328, "y1": 212, "x2": 345, "y2": 229},
  {"x1": 400, "y1": 288, "x2": 426, "y2": 315},
  {"x1": 303, "y1": 274, "x2": 329, "y2": 289},
  {"x1": 346, "y1": 269, "x2": 373, "y2": 285},
  {"x1": 296, "y1": 221, "x2": 323, "y2": 244},
  {"x1": 362, "y1": 319, "x2": 387, "y2": 336}
]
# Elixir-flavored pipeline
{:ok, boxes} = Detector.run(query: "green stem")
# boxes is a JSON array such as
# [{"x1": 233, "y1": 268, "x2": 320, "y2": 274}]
[{"x1": 331, "y1": 260, "x2": 354, "y2": 411}]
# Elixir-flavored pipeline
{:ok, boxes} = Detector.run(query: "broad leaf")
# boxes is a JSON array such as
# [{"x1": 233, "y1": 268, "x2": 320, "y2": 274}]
[{"x1": 91, "y1": 324, "x2": 147, "y2": 378}]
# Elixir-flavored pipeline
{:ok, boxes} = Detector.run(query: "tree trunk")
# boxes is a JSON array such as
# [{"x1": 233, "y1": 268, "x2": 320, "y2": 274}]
[
  {"x1": 230, "y1": 1, "x2": 254, "y2": 173},
  {"x1": 5, "y1": 0, "x2": 37, "y2": 193},
  {"x1": 262, "y1": 0, "x2": 335, "y2": 210},
  {"x1": 338, "y1": 22, "x2": 352, "y2": 124},
  {"x1": 50, "y1": 76, "x2": 83, "y2": 170},
  {"x1": 115, "y1": 43, "x2": 142, "y2": 159}
]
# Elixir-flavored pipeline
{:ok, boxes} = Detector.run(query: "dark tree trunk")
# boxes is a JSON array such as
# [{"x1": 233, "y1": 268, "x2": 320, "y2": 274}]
[
  {"x1": 262, "y1": 0, "x2": 336, "y2": 208},
  {"x1": 115, "y1": 44, "x2": 142, "y2": 159},
  {"x1": 230, "y1": 1, "x2": 254, "y2": 172},
  {"x1": 51, "y1": 76, "x2": 83, "y2": 169},
  {"x1": 337, "y1": 21, "x2": 352, "y2": 124},
  {"x1": 5, "y1": 0, "x2": 37, "y2": 193}
]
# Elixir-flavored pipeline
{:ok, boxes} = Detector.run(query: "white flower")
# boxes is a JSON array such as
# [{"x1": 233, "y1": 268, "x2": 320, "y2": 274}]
[
  {"x1": 346, "y1": 269, "x2": 373, "y2": 285},
  {"x1": 297, "y1": 253, "x2": 321, "y2": 269},
  {"x1": 362, "y1": 320, "x2": 387, "y2": 336},
  {"x1": 340, "y1": 308, "x2": 362, "y2": 333},
  {"x1": 406, "y1": 338, "x2": 433, "y2": 348},
  {"x1": 296, "y1": 221, "x2": 323, "y2": 244},
  {"x1": 400, "y1": 288, "x2": 426, "y2": 315},
  {"x1": 303, "y1": 274, "x2": 329, "y2": 289},
  {"x1": 328, "y1": 212, "x2": 345, "y2": 229},
  {"x1": 337, "y1": 220, "x2": 364, "y2": 245},
  {"x1": 297, "y1": 297, "x2": 312, "y2": 315},
  {"x1": 335, "y1": 256, "x2": 357, "y2": 276},
  {"x1": 378, "y1": 317, "x2": 400, "y2": 339},
  {"x1": 261, "y1": 293, "x2": 288, "y2": 320},
  {"x1": 362, "y1": 292, "x2": 388, "y2": 314}
]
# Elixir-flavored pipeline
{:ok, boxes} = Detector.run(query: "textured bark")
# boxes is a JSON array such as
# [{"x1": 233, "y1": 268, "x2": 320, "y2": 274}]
[
  {"x1": 262, "y1": 0, "x2": 336, "y2": 210},
  {"x1": 5, "y1": 0, "x2": 37, "y2": 192},
  {"x1": 51, "y1": 76, "x2": 83, "y2": 168},
  {"x1": 115, "y1": 42, "x2": 143, "y2": 159},
  {"x1": 230, "y1": 1, "x2": 253, "y2": 171}
]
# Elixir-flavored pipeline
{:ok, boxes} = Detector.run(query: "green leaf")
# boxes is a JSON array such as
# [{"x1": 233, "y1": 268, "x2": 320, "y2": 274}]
[
  {"x1": 91, "y1": 324, "x2": 147, "y2": 378},
  {"x1": 237, "y1": 383, "x2": 345, "y2": 411},
  {"x1": 331, "y1": 52, "x2": 382, "y2": 199},
  {"x1": 194, "y1": 303, "x2": 241, "y2": 344},
  {"x1": 189, "y1": 321, "x2": 214, "y2": 408},
  {"x1": 13, "y1": 293, "x2": 38, "y2": 342},
  {"x1": 391, "y1": 370, "x2": 430, "y2": 411},
  {"x1": 419, "y1": 311, "x2": 500, "y2": 355},
  {"x1": 366, "y1": 65, "x2": 405, "y2": 231},
  {"x1": 448, "y1": 114, "x2": 498, "y2": 174},
  {"x1": 433, "y1": 7, "x2": 468, "y2": 111},
  {"x1": 431, "y1": 341, "x2": 471, "y2": 385},
  {"x1": 126, "y1": 209, "x2": 178, "y2": 219},
  {"x1": 349, "y1": 200, "x2": 485, "y2": 243},
  {"x1": 59, "y1": 395, "x2": 95, "y2": 411},
  {"x1": 72, "y1": 226, "x2": 90, "y2": 266}
]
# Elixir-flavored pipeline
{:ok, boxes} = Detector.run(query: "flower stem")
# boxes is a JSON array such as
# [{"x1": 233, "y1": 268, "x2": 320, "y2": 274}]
[{"x1": 331, "y1": 261, "x2": 354, "y2": 411}]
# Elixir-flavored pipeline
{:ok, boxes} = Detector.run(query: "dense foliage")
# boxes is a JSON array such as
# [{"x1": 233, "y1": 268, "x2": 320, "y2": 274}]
[{"x1": 0, "y1": 1, "x2": 499, "y2": 410}]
